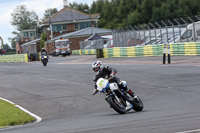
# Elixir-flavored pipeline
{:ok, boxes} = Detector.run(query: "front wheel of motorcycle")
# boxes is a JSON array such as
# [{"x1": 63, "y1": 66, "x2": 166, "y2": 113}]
[
  {"x1": 106, "y1": 96, "x2": 126, "y2": 114},
  {"x1": 132, "y1": 97, "x2": 144, "y2": 112},
  {"x1": 43, "y1": 60, "x2": 47, "y2": 66}
]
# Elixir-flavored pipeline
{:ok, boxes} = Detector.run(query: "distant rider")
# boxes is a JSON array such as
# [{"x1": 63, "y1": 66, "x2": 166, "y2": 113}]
[
  {"x1": 41, "y1": 48, "x2": 47, "y2": 55},
  {"x1": 40, "y1": 48, "x2": 49, "y2": 59},
  {"x1": 92, "y1": 61, "x2": 135, "y2": 97}
]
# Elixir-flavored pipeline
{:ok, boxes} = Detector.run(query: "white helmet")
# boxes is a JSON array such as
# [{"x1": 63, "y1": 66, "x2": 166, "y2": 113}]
[{"x1": 92, "y1": 61, "x2": 103, "y2": 73}]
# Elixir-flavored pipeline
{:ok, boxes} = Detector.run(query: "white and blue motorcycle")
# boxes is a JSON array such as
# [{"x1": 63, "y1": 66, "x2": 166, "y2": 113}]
[
  {"x1": 41, "y1": 52, "x2": 48, "y2": 66},
  {"x1": 96, "y1": 78, "x2": 144, "y2": 114}
]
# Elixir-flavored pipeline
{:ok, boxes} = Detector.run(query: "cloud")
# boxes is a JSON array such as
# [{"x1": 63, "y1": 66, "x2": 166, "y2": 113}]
[
  {"x1": 21, "y1": 0, "x2": 63, "y2": 18},
  {"x1": 0, "y1": 0, "x2": 95, "y2": 46}
]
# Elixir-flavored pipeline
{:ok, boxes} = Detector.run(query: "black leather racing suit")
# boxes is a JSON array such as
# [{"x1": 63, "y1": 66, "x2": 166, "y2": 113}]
[
  {"x1": 93, "y1": 66, "x2": 123, "y2": 90},
  {"x1": 41, "y1": 49, "x2": 47, "y2": 55}
]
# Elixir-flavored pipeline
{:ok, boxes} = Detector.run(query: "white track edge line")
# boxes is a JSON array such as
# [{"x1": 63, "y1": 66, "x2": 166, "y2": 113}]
[
  {"x1": 176, "y1": 129, "x2": 200, "y2": 133},
  {"x1": 0, "y1": 97, "x2": 42, "y2": 124}
]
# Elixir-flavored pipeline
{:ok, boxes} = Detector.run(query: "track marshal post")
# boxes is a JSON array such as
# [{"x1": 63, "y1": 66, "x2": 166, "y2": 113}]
[
  {"x1": 163, "y1": 43, "x2": 166, "y2": 64},
  {"x1": 168, "y1": 44, "x2": 171, "y2": 64}
]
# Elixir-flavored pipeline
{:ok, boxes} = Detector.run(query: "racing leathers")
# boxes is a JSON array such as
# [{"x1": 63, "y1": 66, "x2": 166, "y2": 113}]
[{"x1": 93, "y1": 65, "x2": 134, "y2": 96}]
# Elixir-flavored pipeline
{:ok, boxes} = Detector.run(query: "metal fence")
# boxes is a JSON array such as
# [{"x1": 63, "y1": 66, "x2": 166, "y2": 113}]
[
  {"x1": 113, "y1": 16, "x2": 200, "y2": 47},
  {"x1": 80, "y1": 39, "x2": 109, "y2": 49},
  {"x1": 79, "y1": 16, "x2": 200, "y2": 49},
  {"x1": 21, "y1": 43, "x2": 39, "y2": 61}
]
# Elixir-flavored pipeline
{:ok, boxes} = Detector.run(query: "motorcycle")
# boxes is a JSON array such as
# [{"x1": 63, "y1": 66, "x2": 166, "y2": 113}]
[
  {"x1": 96, "y1": 77, "x2": 144, "y2": 114},
  {"x1": 41, "y1": 52, "x2": 48, "y2": 66}
]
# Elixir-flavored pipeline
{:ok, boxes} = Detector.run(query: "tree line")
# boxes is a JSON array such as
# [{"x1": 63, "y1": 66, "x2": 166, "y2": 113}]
[
  {"x1": 10, "y1": 0, "x2": 200, "y2": 48},
  {"x1": 87, "y1": 0, "x2": 200, "y2": 29},
  {"x1": 10, "y1": 5, "x2": 57, "y2": 49}
]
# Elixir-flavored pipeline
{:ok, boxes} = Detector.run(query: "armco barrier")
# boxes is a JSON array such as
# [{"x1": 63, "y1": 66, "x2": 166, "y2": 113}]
[{"x1": 0, "y1": 54, "x2": 28, "y2": 63}]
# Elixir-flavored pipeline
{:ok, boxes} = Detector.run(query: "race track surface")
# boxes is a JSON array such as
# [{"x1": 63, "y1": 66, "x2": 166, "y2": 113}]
[{"x1": 1, "y1": 55, "x2": 200, "y2": 133}]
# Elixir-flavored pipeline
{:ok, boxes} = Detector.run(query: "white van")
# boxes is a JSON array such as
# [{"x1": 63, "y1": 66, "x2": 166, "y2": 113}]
[
  {"x1": 176, "y1": 21, "x2": 200, "y2": 42},
  {"x1": 53, "y1": 39, "x2": 70, "y2": 56},
  {"x1": 101, "y1": 35, "x2": 114, "y2": 48}
]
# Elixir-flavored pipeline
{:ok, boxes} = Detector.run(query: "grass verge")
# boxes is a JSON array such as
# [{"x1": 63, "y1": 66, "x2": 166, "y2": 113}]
[{"x1": 0, "y1": 99, "x2": 35, "y2": 127}]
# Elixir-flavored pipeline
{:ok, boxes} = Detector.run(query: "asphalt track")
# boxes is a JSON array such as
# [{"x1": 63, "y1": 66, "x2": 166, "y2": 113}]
[{"x1": 1, "y1": 55, "x2": 200, "y2": 133}]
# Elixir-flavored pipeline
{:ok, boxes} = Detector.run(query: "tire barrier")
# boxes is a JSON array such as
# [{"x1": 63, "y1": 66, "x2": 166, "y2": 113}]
[
  {"x1": 96, "y1": 49, "x2": 104, "y2": 58},
  {"x1": 72, "y1": 50, "x2": 81, "y2": 55},
  {"x1": 0, "y1": 54, "x2": 28, "y2": 63},
  {"x1": 103, "y1": 42, "x2": 200, "y2": 58},
  {"x1": 72, "y1": 42, "x2": 200, "y2": 58},
  {"x1": 72, "y1": 49, "x2": 96, "y2": 55}
]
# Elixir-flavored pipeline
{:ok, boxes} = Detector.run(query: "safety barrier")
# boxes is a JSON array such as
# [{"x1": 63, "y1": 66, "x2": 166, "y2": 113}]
[
  {"x1": 104, "y1": 42, "x2": 200, "y2": 58},
  {"x1": 0, "y1": 54, "x2": 28, "y2": 63},
  {"x1": 72, "y1": 50, "x2": 82, "y2": 55},
  {"x1": 72, "y1": 42, "x2": 200, "y2": 58},
  {"x1": 103, "y1": 45, "x2": 162, "y2": 58},
  {"x1": 72, "y1": 49, "x2": 96, "y2": 55}
]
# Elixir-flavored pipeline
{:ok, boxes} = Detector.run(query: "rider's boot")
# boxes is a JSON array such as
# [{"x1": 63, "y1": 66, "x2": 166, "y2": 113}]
[
  {"x1": 119, "y1": 81, "x2": 135, "y2": 97},
  {"x1": 127, "y1": 89, "x2": 136, "y2": 98}
]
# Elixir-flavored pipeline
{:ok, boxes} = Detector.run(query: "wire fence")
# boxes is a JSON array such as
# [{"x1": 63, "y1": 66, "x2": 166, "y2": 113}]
[
  {"x1": 113, "y1": 16, "x2": 200, "y2": 47},
  {"x1": 79, "y1": 16, "x2": 200, "y2": 49},
  {"x1": 80, "y1": 39, "x2": 109, "y2": 49},
  {"x1": 22, "y1": 43, "x2": 39, "y2": 61}
]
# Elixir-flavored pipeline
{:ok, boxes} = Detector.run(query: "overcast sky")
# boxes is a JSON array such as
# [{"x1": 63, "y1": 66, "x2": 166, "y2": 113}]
[{"x1": 0, "y1": 0, "x2": 94, "y2": 47}]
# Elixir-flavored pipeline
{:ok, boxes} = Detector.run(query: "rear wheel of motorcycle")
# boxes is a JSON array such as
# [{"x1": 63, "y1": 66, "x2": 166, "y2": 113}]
[
  {"x1": 106, "y1": 96, "x2": 126, "y2": 114},
  {"x1": 132, "y1": 97, "x2": 144, "y2": 112}
]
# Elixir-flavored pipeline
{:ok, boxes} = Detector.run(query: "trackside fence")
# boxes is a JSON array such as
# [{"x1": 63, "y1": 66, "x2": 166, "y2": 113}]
[{"x1": 0, "y1": 54, "x2": 28, "y2": 63}]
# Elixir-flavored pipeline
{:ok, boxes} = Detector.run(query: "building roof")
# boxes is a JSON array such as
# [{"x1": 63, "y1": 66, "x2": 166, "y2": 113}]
[
  {"x1": 52, "y1": 27, "x2": 112, "y2": 41},
  {"x1": 21, "y1": 27, "x2": 112, "y2": 45},
  {"x1": 21, "y1": 38, "x2": 41, "y2": 47},
  {"x1": 85, "y1": 33, "x2": 107, "y2": 41},
  {"x1": 44, "y1": 7, "x2": 99, "y2": 24}
]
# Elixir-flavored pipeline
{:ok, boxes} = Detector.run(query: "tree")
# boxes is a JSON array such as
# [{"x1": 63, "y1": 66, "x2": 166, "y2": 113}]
[
  {"x1": 95, "y1": 0, "x2": 105, "y2": 13},
  {"x1": 69, "y1": 2, "x2": 79, "y2": 10},
  {"x1": 8, "y1": 31, "x2": 20, "y2": 49},
  {"x1": 141, "y1": 0, "x2": 153, "y2": 23},
  {"x1": 11, "y1": 5, "x2": 39, "y2": 31},
  {"x1": 3, "y1": 43, "x2": 11, "y2": 51},
  {"x1": 8, "y1": 38, "x2": 17, "y2": 49},
  {"x1": 150, "y1": 8, "x2": 163, "y2": 22},
  {"x1": 90, "y1": 1, "x2": 97, "y2": 13},
  {"x1": 40, "y1": 32, "x2": 47, "y2": 49},
  {"x1": 42, "y1": 8, "x2": 58, "y2": 21},
  {"x1": 69, "y1": 2, "x2": 89, "y2": 13},
  {"x1": 128, "y1": 10, "x2": 142, "y2": 26}
]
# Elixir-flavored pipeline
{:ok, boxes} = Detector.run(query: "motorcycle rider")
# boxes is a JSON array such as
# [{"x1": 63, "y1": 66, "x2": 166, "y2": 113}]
[
  {"x1": 41, "y1": 48, "x2": 47, "y2": 55},
  {"x1": 92, "y1": 61, "x2": 135, "y2": 97},
  {"x1": 41, "y1": 48, "x2": 48, "y2": 57}
]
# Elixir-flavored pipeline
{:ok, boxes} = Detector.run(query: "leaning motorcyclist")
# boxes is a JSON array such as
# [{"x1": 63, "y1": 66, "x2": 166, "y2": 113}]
[{"x1": 92, "y1": 61, "x2": 135, "y2": 97}]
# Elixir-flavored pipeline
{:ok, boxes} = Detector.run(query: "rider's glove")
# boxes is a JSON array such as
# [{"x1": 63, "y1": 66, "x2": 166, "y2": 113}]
[
  {"x1": 110, "y1": 72, "x2": 115, "y2": 78},
  {"x1": 93, "y1": 89, "x2": 98, "y2": 95}
]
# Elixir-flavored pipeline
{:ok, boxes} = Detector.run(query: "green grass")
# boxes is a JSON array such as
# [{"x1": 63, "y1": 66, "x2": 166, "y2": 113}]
[{"x1": 0, "y1": 99, "x2": 35, "y2": 127}]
